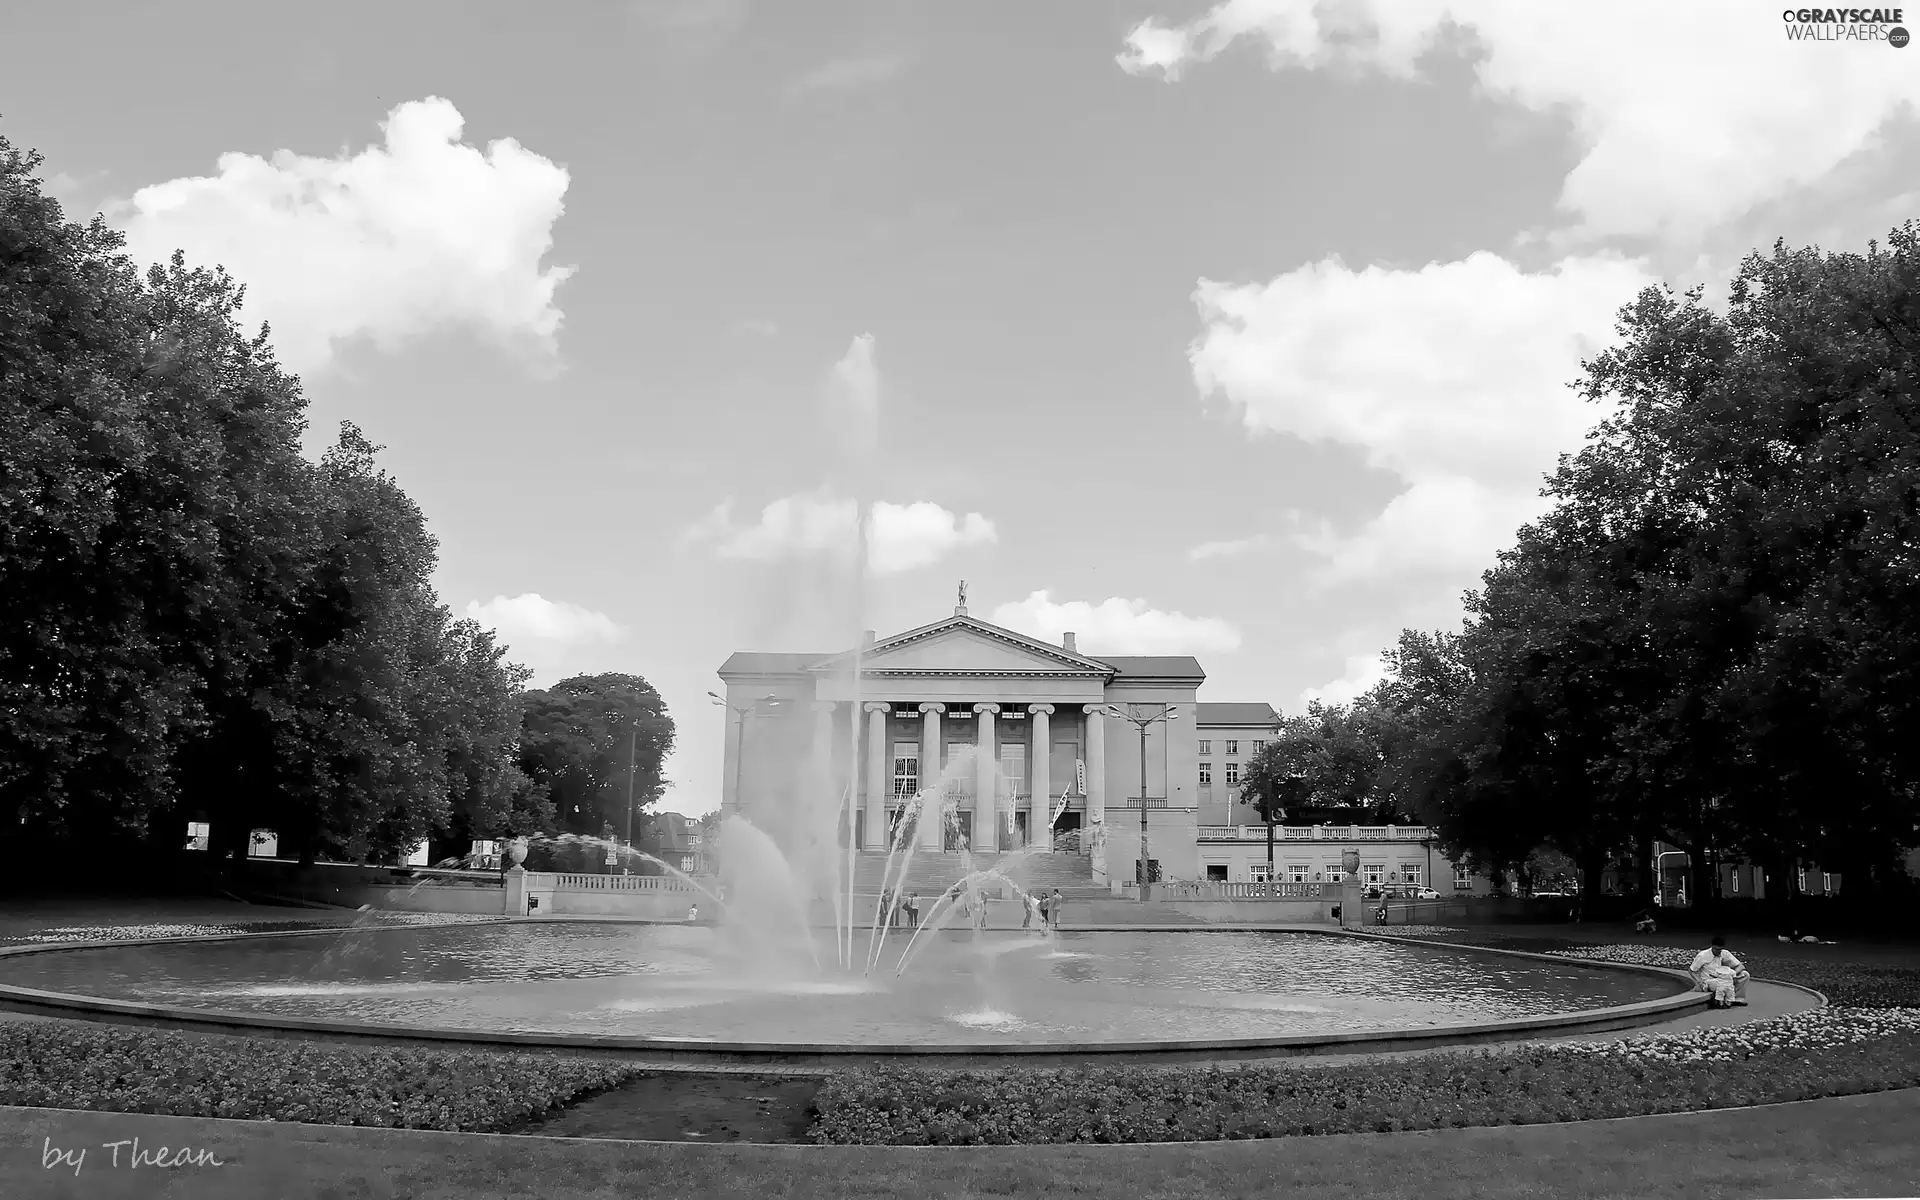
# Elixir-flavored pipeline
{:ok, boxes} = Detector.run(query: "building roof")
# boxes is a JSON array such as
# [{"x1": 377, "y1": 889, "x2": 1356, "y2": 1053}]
[
  {"x1": 1196, "y1": 702, "x2": 1281, "y2": 728},
  {"x1": 1095, "y1": 655, "x2": 1207, "y2": 681},
  {"x1": 717, "y1": 651, "x2": 825, "y2": 675}
]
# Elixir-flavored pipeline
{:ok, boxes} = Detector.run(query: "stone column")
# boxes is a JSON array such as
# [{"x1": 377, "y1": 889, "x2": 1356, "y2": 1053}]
[
  {"x1": 918, "y1": 703, "x2": 945, "y2": 849},
  {"x1": 863, "y1": 703, "x2": 890, "y2": 849},
  {"x1": 974, "y1": 703, "x2": 999, "y2": 853},
  {"x1": 1083, "y1": 704, "x2": 1108, "y2": 883},
  {"x1": 1029, "y1": 704, "x2": 1054, "y2": 850},
  {"x1": 810, "y1": 701, "x2": 837, "y2": 846}
]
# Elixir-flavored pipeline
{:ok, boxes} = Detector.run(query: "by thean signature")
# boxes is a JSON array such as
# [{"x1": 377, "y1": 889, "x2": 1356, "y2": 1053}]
[{"x1": 42, "y1": 1136, "x2": 226, "y2": 1176}]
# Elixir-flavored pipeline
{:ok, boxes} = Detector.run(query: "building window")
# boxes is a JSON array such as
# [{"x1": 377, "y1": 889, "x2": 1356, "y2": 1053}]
[
  {"x1": 184, "y1": 822, "x2": 210, "y2": 852},
  {"x1": 1400, "y1": 864, "x2": 1421, "y2": 887},
  {"x1": 999, "y1": 743, "x2": 1027, "y2": 796},
  {"x1": 1198, "y1": 762, "x2": 1212, "y2": 786},
  {"x1": 1453, "y1": 864, "x2": 1472, "y2": 889},
  {"x1": 1362, "y1": 864, "x2": 1385, "y2": 887},
  {"x1": 1252, "y1": 739, "x2": 1266, "y2": 753},
  {"x1": 1205, "y1": 864, "x2": 1228, "y2": 881},
  {"x1": 892, "y1": 744, "x2": 919, "y2": 796},
  {"x1": 1286, "y1": 863, "x2": 1309, "y2": 883},
  {"x1": 1198, "y1": 739, "x2": 1212, "y2": 755},
  {"x1": 1248, "y1": 863, "x2": 1271, "y2": 882},
  {"x1": 1224, "y1": 762, "x2": 1240, "y2": 785},
  {"x1": 1730, "y1": 869, "x2": 1741, "y2": 894},
  {"x1": 1822, "y1": 872, "x2": 1833, "y2": 892},
  {"x1": 1798, "y1": 869, "x2": 1809, "y2": 892},
  {"x1": 1225, "y1": 740, "x2": 1240, "y2": 756}
]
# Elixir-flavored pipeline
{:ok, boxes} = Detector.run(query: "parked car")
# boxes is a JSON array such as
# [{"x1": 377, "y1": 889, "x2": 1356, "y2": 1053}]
[{"x1": 1412, "y1": 887, "x2": 1439, "y2": 900}]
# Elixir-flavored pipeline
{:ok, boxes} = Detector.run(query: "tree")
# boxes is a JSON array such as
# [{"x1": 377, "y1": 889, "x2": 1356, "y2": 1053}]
[
  {"x1": 518, "y1": 673, "x2": 675, "y2": 840},
  {"x1": 2, "y1": 135, "x2": 541, "y2": 872},
  {"x1": 1372, "y1": 226, "x2": 1920, "y2": 905}
]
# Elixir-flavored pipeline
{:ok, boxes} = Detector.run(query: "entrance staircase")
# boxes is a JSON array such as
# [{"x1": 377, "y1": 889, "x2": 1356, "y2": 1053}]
[{"x1": 849, "y1": 850, "x2": 1094, "y2": 899}]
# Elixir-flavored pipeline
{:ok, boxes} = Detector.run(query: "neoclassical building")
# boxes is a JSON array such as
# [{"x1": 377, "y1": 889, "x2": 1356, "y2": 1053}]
[{"x1": 716, "y1": 598, "x2": 1219, "y2": 883}]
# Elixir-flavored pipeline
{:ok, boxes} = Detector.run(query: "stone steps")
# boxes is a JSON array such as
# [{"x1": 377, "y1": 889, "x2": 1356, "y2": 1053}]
[{"x1": 848, "y1": 850, "x2": 1093, "y2": 897}]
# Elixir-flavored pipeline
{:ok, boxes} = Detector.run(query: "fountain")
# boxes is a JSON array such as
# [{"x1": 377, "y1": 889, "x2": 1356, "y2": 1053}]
[{"x1": 0, "y1": 333, "x2": 1708, "y2": 1062}]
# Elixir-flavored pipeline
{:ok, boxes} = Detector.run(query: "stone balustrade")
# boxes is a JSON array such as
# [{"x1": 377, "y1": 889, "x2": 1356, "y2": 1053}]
[{"x1": 1194, "y1": 824, "x2": 1432, "y2": 842}]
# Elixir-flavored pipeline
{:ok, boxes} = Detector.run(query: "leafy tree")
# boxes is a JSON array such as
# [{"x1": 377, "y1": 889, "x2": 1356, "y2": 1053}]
[
  {"x1": 2, "y1": 135, "x2": 540, "y2": 871},
  {"x1": 1374, "y1": 226, "x2": 1920, "y2": 905},
  {"x1": 518, "y1": 673, "x2": 675, "y2": 840}
]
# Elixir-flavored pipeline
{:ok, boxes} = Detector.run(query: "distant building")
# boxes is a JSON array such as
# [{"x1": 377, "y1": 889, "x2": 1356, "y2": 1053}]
[
  {"x1": 643, "y1": 811, "x2": 708, "y2": 875},
  {"x1": 714, "y1": 598, "x2": 1490, "y2": 889},
  {"x1": 1194, "y1": 702, "x2": 1281, "y2": 824}
]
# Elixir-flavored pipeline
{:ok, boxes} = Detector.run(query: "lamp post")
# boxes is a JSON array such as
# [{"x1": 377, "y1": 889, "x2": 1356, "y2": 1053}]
[
  {"x1": 1267, "y1": 769, "x2": 1307, "y2": 878},
  {"x1": 709, "y1": 691, "x2": 780, "y2": 823},
  {"x1": 1100, "y1": 703, "x2": 1178, "y2": 901}
]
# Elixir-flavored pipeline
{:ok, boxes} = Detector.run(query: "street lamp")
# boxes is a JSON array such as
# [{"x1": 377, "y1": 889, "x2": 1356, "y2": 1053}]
[
  {"x1": 1100, "y1": 703, "x2": 1178, "y2": 901},
  {"x1": 1268, "y1": 768, "x2": 1308, "y2": 879},
  {"x1": 709, "y1": 691, "x2": 780, "y2": 822}
]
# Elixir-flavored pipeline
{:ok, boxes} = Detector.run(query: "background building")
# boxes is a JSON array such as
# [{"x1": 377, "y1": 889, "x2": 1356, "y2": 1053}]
[{"x1": 715, "y1": 600, "x2": 1488, "y2": 891}]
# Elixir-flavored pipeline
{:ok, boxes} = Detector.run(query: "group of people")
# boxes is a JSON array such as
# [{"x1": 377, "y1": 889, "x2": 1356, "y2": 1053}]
[{"x1": 881, "y1": 884, "x2": 1066, "y2": 933}]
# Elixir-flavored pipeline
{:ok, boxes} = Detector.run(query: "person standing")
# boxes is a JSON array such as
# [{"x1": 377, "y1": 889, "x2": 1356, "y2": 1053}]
[{"x1": 1048, "y1": 888, "x2": 1065, "y2": 929}]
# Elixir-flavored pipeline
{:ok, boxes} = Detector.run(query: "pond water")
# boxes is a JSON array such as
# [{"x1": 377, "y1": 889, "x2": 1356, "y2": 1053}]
[{"x1": 0, "y1": 924, "x2": 1673, "y2": 1046}]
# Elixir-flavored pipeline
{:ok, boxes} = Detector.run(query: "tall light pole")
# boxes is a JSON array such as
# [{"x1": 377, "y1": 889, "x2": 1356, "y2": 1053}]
[
  {"x1": 709, "y1": 691, "x2": 779, "y2": 821},
  {"x1": 1101, "y1": 703, "x2": 1178, "y2": 901}
]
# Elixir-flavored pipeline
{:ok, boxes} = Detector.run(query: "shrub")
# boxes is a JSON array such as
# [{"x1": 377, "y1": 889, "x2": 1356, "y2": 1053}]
[
  {"x1": 0, "y1": 1022, "x2": 640, "y2": 1132},
  {"x1": 809, "y1": 1010, "x2": 1920, "y2": 1145}
]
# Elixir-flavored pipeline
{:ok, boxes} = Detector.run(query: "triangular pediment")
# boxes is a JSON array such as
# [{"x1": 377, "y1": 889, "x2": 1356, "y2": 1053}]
[{"x1": 812, "y1": 616, "x2": 1113, "y2": 676}]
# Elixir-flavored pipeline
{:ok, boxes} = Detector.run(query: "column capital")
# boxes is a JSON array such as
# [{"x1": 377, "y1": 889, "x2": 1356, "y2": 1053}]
[
  {"x1": 1083, "y1": 704, "x2": 1107, "y2": 717},
  {"x1": 1029, "y1": 703, "x2": 1055, "y2": 716},
  {"x1": 973, "y1": 703, "x2": 1000, "y2": 716},
  {"x1": 811, "y1": 700, "x2": 837, "y2": 715},
  {"x1": 864, "y1": 702, "x2": 892, "y2": 714},
  {"x1": 918, "y1": 702, "x2": 946, "y2": 715}
]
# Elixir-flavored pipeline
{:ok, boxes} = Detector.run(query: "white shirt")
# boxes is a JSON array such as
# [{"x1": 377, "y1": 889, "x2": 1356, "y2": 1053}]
[{"x1": 1690, "y1": 948, "x2": 1744, "y2": 979}]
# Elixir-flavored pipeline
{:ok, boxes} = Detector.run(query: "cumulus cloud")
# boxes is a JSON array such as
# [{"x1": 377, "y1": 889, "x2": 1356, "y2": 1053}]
[
  {"x1": 825, "y1": 333, "x2": 880, "y2": 457},
  {"x1": 1118, "y1": 0, "x2": 1920, "y2": 243},
  {"x1": 1189, "y1": 534, "x2": 1278, "y2": 561},
  {"x1": 464, "y1": 594, "x2": 624, "y2": 646},
  {"x1": 115, "y1": 97, "x2": 575, "y2": 376},
  {"x1": 1190, "y1": 251, "x2": 1655, "y2": 584},
  {"x1": 991, "y1": 591, "x2": 1243, "y2": 655},
  {"x1": 683, "y1": 490, "x2": 996, "y2": 575},
  {"x1": 1299, "y1": 653, "x2": 1389, "y2": 710}
]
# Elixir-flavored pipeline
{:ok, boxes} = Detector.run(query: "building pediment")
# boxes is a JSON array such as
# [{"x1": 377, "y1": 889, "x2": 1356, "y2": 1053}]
[{"x1": 813, "y1": 616, "x2": 1113, "y2": 678}]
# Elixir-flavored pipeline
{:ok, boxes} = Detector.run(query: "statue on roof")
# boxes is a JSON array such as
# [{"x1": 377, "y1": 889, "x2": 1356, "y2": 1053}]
[{"x1": 958, "y1": 579, "x2": 967, "y2": 609}]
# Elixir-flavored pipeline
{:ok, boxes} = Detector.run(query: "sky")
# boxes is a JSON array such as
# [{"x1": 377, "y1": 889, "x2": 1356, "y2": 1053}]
[{"x1": 5, "y1": 0, "x2": 1918, "y2": 817}]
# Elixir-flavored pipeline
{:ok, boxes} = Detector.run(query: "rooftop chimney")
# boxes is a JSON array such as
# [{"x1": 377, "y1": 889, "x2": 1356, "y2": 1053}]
[{"x1": 1062, "y1": 632, "x2": 1077, "y2": 653}]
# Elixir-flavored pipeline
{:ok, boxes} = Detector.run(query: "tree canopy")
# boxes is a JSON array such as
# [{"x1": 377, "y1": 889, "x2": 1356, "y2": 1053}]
[
  {"x1": 2, "y1": 134, "x2": 672, "y2": 871},
  {"x1": 1362, "y1": 228, "x2": 1920, "y2": 902}
]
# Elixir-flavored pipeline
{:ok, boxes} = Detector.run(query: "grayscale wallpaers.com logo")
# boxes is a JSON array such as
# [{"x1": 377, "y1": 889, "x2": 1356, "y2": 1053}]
[{"x1": 1782, "y1": 7, "x2": 1910, "y2": 43}]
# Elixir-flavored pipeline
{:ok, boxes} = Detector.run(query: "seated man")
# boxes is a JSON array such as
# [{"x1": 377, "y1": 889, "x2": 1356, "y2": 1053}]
[{"x1": 1689, "y1": 935, "x2": 1750, "y2": 1007}]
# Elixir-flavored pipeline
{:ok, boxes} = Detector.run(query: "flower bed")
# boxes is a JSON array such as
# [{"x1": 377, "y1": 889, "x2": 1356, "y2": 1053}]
[
  {"x1": 1528, "y1": 943, "x2": 1920, "y2": 1008},
  {"x1": 0, "y1": 1022, "x2": 640, "y2": 1132},
  {"x1": 810, "y1": 1007, "x2": 1920, "y2": 1145}
]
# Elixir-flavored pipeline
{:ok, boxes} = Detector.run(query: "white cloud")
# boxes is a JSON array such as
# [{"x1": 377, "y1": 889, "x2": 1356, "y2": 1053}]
[
  {"x1": 683, "y1": 490, "x2": 997, "y2": 575},
  {"x1": 1189, "y1": 534, "x2": 1278, "y2": 561},
  {"x1": 116, "y1": 97, "x2": 575, "y2": 376},
  {"x1": 464, "y1": 594, "x2": 624, "y2": 646},
  {"x1": 991, "y1": 590, "x2": 1242, "y2": 655},
  {"x1": 1299, "y1": 653, "x2": 1389, "y2": 710},
  {"x1": 790, "y1": 53, "x2": 910, "y2": 97},
  {"x1": 1191, "y1": 251, "x2": 1655, "y2": 583},
  {"x1": 825, "y1": 333, "x2": 879, "y2": 457},
  {"x1": 1119, "y1": 0, "x2": 1920, "y2": 243}
]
